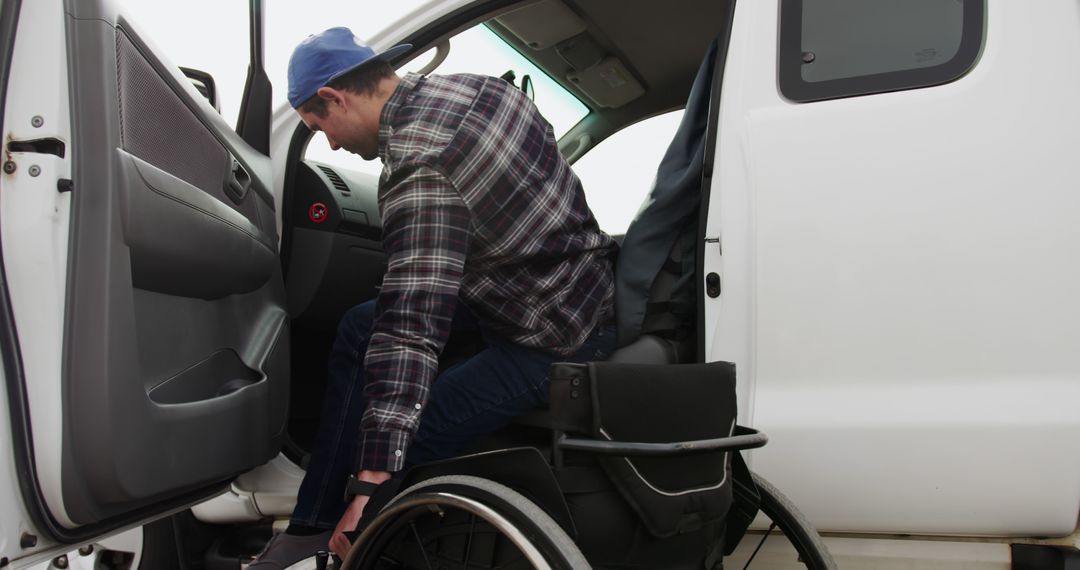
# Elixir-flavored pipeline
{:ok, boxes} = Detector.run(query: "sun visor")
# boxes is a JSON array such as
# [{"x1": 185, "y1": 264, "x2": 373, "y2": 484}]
[
  {"x1": 556, "y1": 34, "x2": 605, "y2": 70},
  {"x1": 567, "y1": 57, "x2": 645, "y2": 108},
  {"x1": 495, "y1": 0, "x2": 587, "y2": 50}
]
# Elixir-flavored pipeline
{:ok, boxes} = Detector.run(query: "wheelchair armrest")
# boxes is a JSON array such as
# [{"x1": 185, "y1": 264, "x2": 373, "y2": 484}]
[{"x1": 556, "y1": 425, "x2": 767, "y2": 457}]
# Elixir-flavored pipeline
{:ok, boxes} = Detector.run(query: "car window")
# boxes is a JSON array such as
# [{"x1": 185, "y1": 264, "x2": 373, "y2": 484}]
[
  {"x1": 572, "y1": 111, "x2": 684, "y2": 236},
  {"x1": 113, "y1": 1, "x2": 250, "y2": 127},
  {"x1": 114, "y1": 2, "x2": 428, "y2": 129},
  {"x1": 266, "y1": 0, "x2": 430, "y2": 114},
  {"x1": 304, "y1": 23, "x2": 590, "y2": 177},
  {"x1": 400, "y1": 25, "x2": 590, "y2": 139},
  {"x1": 778, "y1": 0, "x2": 985, "y2": 101}
]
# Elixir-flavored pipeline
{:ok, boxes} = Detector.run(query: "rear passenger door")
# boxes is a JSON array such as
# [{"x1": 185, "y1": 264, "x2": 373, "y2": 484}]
[
  {"x1": 1, "y1": 0, "x2": 288, "y2": 536},
  {"x1": 707, "y1": 0, "x2": 1080, "y2": 540}
]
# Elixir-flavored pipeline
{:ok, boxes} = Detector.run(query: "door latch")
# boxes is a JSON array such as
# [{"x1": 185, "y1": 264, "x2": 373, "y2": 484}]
[
  {"x1": 703, "y1": 236, "x2": 722, "y2": 298},
  {"x1": 6, "y1": 137, "x2": 65, "y2": 158},
  {"x1": 5, "y1": 138, "x2": 69, "y2": 191}
]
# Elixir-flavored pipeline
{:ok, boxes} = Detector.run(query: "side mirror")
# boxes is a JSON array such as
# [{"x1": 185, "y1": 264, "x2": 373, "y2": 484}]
[{"x1": 180, "y1": 67, "x2": 220, "y2": 112}]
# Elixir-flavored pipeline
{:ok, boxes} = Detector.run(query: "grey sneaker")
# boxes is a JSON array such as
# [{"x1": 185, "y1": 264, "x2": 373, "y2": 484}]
[{"x1": 246, "y1": 530, "x2": 333, "y2": 569}]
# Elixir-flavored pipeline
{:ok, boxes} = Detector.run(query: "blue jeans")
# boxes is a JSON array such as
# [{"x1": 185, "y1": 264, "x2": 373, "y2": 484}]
[{"x1": 290, "y1": 299, "x2": 615, "y2": 529}]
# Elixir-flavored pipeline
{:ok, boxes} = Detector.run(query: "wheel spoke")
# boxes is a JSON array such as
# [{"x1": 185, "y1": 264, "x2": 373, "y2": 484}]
[
  {"x1": 742, "y1": 522, "x2": 778, "y2": 569},
  {"x1": 352, "y1": 477, "x2": 589, "y2": 570},
  {"x1": 410, "y1": 520, "x2": 435, "y2": 570},
  {"x1": 462, "y1": 514, "x2": 476, "y2": 570}
]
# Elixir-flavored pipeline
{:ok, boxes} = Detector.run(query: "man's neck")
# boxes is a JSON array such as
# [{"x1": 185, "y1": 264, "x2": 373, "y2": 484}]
[
  {"x1": 371, "y1": 74, "x2": 404, "y2": 160},
  {"x1": 370, "y1": 75, "x2": 403, "y2": 124}
]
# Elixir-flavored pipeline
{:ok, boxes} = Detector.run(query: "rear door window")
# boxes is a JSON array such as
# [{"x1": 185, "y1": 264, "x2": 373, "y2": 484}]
[
  {"x1": 778, "y1": 0, "x2": 986, "y2": 101},
  {"x1": 114, "y1": 1, "x2": 249, "y2": 127}
]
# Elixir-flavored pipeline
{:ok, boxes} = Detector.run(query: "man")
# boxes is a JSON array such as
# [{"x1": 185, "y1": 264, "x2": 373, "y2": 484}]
[{"x1": 252, "y1": 27, "x2": 617, "y2": 566}]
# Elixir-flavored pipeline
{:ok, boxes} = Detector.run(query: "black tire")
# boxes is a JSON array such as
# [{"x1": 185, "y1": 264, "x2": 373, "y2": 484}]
[
  {"x1": 343, "y1": 475, "x2": 589, "y2": 570},
  {"x1": 728, "y1": 473, "x2": 837, "y2": 570}
]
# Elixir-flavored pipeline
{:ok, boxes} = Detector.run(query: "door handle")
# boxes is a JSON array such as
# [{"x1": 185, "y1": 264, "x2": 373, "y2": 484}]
[{"x1": 224, "y1": 158, "x2": 251, "y2": 204}]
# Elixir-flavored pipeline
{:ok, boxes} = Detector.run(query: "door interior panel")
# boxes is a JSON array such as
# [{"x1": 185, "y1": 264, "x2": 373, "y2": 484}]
[
  {"x1": 58, "y1": 7, "x2": 289, "y2": 526},
  {"x1": 118, "y1": 150, "x2": 276, "y2": 299}
]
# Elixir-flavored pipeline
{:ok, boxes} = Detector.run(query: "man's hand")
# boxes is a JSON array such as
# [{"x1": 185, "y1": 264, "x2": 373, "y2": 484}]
[{"x1": 330, "y1": 470, "x2": 392, "y2": 559}]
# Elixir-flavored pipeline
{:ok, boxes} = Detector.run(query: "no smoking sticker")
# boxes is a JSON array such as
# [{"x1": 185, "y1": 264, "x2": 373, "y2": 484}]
[{"x1": 309, "y1": 202, "x2": 328, "y2": 224}]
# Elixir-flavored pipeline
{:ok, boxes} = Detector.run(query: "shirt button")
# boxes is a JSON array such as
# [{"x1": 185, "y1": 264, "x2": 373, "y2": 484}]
[
  {"x1": 394, "y1": 449, "x2": 403, "y2": 457},
  {"x1": 414, "y1": 403, "x2": 422, "y2": 410}
]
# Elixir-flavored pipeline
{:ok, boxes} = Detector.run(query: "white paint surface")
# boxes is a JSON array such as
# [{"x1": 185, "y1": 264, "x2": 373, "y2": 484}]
[
  {"x1": 0, "y1": 0, "x2": 75, "y2": 533},
  {"x1": 708, "y1": 0, "x2": 1080, "y2": 536}
]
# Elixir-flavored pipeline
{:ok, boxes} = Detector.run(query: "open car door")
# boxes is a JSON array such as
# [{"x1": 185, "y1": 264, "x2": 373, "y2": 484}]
[{"x1": 1, "y1": 0, "x2": 288, "y2": 539}]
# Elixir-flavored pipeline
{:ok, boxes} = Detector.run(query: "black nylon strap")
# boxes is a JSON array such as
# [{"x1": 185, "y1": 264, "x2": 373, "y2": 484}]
[{"x1": 344, "y1": 475, "x2": 380, "y2": 503}]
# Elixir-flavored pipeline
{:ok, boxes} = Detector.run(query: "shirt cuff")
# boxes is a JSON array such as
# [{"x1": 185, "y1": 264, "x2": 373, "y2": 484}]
[{"x1": 358, "y1": 429, "x2": 412, "y2": 473}]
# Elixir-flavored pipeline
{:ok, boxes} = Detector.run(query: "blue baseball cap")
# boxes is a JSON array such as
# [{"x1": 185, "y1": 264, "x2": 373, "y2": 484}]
[{"x1": 288, "y1": 27, "x2": 411, "y2": 108}]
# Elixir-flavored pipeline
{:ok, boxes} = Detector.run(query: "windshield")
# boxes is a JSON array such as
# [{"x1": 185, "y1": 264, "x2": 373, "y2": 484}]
[{"x1": 399, "y1": 25, "x2": 589, "y2": 139}]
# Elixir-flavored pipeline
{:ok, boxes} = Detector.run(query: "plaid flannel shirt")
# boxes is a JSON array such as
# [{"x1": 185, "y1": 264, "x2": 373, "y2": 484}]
[{"x1": 359, "y1": 73, "x2": 617, "y2": 472}]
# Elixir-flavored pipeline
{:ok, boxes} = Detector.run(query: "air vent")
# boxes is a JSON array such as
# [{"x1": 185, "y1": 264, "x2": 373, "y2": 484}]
[{"x1": 317, "y1": 165, "x2": 350, "y2": 195}]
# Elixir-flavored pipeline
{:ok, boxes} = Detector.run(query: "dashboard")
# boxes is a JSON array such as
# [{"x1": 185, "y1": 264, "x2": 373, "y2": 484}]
[{"x1": 284, "y1": 161, "x2": 386, "y2": 326}]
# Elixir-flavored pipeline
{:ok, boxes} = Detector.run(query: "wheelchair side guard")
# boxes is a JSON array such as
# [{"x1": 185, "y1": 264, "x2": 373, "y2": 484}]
[
  {"x1": 397, "y1": 446, "x2": 578, "y2": 538},
  {"x1": 549, "y1": 361, "x2": 766, "y2": 538},
  {"x1": 549, "y1": 362, "x2": 766, "y2": 457}
]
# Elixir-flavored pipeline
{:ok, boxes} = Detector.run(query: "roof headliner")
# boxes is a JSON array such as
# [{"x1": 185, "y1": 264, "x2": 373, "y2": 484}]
[{"x1": 488, "y1": 0, "x2": 728, "y2": 151}]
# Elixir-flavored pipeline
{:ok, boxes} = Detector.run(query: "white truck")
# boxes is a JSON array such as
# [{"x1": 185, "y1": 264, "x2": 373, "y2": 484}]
[{"x1": 0, "y1": 0, "x2": 1077, "y2": 567}]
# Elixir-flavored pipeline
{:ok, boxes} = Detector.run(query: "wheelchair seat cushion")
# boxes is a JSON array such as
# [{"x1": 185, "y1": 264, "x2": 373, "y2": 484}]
[{"x1": 550, "y1": 360, "x2": 737, "y2": 538}]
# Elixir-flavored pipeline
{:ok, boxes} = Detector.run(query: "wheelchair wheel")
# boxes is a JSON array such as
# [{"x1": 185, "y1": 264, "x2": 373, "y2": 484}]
[
  {"x1": 726, "y1": 473, "x2": 837, "y2": 570},
  {"x1": 342, "y1": 475, "x2": 589, "y2": 570}
]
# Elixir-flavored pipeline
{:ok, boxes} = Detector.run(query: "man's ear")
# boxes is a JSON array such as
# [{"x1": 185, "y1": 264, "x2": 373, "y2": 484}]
[{"x1": 316, "y1": 86, "x2": 345, "y2": 108}]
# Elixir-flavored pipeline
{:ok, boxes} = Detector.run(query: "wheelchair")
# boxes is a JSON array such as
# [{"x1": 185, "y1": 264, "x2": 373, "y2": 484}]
[
  {"x1": 336, "y1": 339, "x2": 837, "y2": 569},
  {"x1": 329, "y1": 33, "x2": 836, "y2": 568}
]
